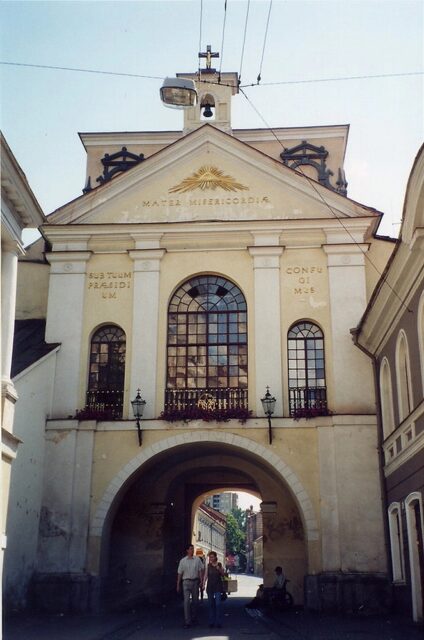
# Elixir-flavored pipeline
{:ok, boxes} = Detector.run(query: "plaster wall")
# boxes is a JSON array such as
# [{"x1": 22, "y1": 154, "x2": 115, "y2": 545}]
[
  {"x1": 4, "y1": 351, "x2": 57, "y2": 609},
  {"x1": 15, "y1": 262, "x2": 50, "y2": 320},
  {"x1": 37, "y1": 423, "x2": 94, "y2": 574}
]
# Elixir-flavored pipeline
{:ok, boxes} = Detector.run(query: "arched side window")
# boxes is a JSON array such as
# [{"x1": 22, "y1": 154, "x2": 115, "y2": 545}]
[
  {"x1": 166, "y1": 275, "x2": 247, "y2": 411},
  {"x1": 87, "y1": 325, "x2": 126, "y2": 418},
  {"x1": 388, "y1": 502, "x2": 405, "y2": 583},
  {"x1": 405, "y1": 492, "x2": 424, "y2": 622},
  {"x1": 380, "y1": 358, "x2": 395, "y2": 439},
  {"x1": 418, "y1": 291, "x2": 424, "y2": 395},
  {"x1": 395, "y1": 330, "x2": 414, "y2": 423},
  {"x1": 288, "y1": 321, "x2": 327, "y2": 417}
]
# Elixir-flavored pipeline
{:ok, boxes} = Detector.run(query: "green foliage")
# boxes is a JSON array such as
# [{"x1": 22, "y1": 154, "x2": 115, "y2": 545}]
[{"x1": 226, "y1": 508, "x2": 247, "y2": 570}]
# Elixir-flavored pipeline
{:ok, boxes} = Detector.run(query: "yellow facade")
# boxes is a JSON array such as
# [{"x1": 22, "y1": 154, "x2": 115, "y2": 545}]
[{"x1": 9, "y1": 72, "x2": 396, "y2": 613}]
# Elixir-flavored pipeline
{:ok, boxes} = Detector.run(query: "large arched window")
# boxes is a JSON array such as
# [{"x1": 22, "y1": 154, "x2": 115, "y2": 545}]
[
  {"x1": 87, "y1": 325, "x2": 126, "y2": 418},
  {"x1": 288, "y1": 321, "x2": 327, "y2": 417},
  {"x1": 395, "y1": 330, "x2": 414, "y2": 423},
  {"x1": 380, "y1": 358, "x2": 395, "y2": 439},
  {"x1": 418, "y1": 291, "x2": 424, "y2": 395},
  {"x1": 388, "y1": 502, "x2": 405, "y2": 583},
  {"x1": 166, "y1": 275, "x2": 247, "y2": 410}
]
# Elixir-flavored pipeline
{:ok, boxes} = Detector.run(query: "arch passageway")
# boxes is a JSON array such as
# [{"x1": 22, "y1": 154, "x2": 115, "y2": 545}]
[{"x1": 96, "y1": 436, "x2": 312, "y2": 609}]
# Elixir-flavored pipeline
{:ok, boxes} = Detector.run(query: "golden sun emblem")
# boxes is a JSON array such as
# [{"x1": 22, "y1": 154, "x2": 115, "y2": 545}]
[{"x1": 169, "y1": 166, "x2": 249, "y2": 194}]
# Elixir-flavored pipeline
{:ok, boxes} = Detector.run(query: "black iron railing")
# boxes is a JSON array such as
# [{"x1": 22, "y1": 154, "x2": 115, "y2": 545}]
[
  {"x1": 289, "y1": 386, "x2": 328, "y2": 418},
  {"x1": 164, "y1": 387, "x2": 248, "y2": 412},
  {"x1": 85, "y1": 389, "x2": 124, "y2": 419}
]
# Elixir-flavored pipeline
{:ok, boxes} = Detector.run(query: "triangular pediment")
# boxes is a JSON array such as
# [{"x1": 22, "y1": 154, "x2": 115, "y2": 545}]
[{"x1": 48, "y1": 124, "x2": 379, "y2": 226}]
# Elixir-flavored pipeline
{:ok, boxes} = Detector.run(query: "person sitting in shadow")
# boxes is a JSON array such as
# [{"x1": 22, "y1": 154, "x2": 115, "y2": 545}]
[{"x1": 246, "y1": 584, "x2": 266, "y2": 609}]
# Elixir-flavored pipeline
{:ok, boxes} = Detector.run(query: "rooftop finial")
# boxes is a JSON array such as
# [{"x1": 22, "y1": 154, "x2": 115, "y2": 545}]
[{"x1": 198, "y1": 45, "x2": 219, "y2": 72}]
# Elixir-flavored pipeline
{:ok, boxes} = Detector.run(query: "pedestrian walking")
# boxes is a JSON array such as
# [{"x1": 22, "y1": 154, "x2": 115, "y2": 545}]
[
  {"x1": 203, "y1": 550, "x2": 225, "y2": 629},
  {"x1": 176, "y1": 544, "x2": 204, "y2": 629}
]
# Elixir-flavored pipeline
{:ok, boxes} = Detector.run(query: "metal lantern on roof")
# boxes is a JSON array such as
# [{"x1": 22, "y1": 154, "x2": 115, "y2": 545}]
[{"x1": 160, "y1": 77, "x2": 197, "y2": 109}]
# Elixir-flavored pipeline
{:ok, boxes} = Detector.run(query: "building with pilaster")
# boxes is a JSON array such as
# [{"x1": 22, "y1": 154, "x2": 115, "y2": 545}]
[
  {"x1": 5, "y1": 64, "x2": 399, "y2": 613},
  {"x1": 1, "y1": 133, "x2": 45, "y2": 590}
]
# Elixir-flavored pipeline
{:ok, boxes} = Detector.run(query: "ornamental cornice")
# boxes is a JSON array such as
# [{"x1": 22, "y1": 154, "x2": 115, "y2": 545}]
[
  {"x1": 128, "y1": 249, "x2": 166, "y2": 272},
  {"x1": 45, "y1": 251, "x2": 92, "y2": 274},
  {"x1": 248, "y1": 246, "x2": 284, "y2": 269},
  {"x1": 356, "y1": 243, "x2": 424, "y2": 354},
  {"x1": 323, "y1": 243, "x2": 369, "y2": 267}
]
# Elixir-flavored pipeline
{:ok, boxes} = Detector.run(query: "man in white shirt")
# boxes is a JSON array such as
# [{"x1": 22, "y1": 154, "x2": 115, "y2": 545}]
[{"x1": 176, "y1": 544, "x2": 204, "y2": 628}]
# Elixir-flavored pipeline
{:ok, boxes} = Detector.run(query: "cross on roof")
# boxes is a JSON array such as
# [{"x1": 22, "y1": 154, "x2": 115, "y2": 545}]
[{"x1": 199, "y1": 45, "x2": 219, "y2": 71}]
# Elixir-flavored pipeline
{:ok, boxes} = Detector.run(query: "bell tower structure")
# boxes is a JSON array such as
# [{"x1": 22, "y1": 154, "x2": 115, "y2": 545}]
[{"x1": 177, "y1": 46, "x2": 239, "y2": 135}]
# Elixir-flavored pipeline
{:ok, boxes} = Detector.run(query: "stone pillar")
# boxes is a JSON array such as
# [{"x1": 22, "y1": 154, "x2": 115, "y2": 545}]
[
  {"x1": 323, "y1": 243, "x2": 374, "y2": 413},
  {"x1": 1, "y1": 243, "x2": 21, "y2": 382},
  {"x1": 317, "y1": 426, "x2": 341, "y2": 571},
  {"x1": 249, "y1": 245, "x2": 284, "y2": 415},
  {"x1": 128, "y1": 249, "x2": 165, "y2": 419},
  {"x1": 1, "y1": 241, "x2": 23, "y2": 576},
  {"x1": 45, "y1": 252, "x2": 91, "y2": 418},
  {"x1": 35, "y1": 420, "x2": 95, "y2": 612}
]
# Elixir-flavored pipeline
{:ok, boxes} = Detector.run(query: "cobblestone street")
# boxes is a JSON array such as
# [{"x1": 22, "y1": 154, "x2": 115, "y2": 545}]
[{"x1": 4, "y1": 575, "x2": 423, "y2": 640}]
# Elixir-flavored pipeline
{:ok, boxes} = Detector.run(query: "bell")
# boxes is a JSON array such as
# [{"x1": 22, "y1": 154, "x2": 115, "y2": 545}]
[{"x1": 202, "y1": 103, "x2": 214, "y2": 118}]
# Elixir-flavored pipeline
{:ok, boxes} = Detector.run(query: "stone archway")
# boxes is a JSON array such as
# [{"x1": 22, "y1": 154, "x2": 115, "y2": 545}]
[
  {"x1": 91, "y1": 430, "x2": 318, "y2": 541},
  {"x1": 88, "y1": 430, "x2": 319, "y2": 610}
]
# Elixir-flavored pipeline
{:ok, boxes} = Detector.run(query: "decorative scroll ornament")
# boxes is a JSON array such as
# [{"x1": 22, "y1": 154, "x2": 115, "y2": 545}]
[
  {"x1": 197, "y1": 393, "x2": 217, "y2": 411},
  {"x1": 280, "y1": 140, "x2": 348, "y2": 196},
  {"x1": 96, "y1": 147, "x2": 144, "y2": 185},
  {"x1": 169, "y1": 166, "x2": 249, "y2": 194}
]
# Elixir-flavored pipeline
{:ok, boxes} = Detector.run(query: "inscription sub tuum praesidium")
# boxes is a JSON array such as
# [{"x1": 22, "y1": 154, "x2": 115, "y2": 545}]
[
  {"x1": 285, "y1": 266, "x2": 324, "y2": 295},
  {"x1": 87, "y1": 271, "x2": 132, "y2": 299}
]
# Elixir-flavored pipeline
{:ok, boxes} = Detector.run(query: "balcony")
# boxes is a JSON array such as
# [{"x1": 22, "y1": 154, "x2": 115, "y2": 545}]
[
  {"x1": 84, "y1": 389, "x2": 124, "y2": 419},
  {"x1": 289, "y1": 386, "x2": 328, "y2": 418},
  {"x1": 163, "y1": 387, "x2": 249, "y2": 422}
]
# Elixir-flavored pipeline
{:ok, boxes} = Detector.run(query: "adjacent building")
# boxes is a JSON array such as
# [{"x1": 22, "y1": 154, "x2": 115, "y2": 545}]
[
  {"x1": 246, "y1": 508, "x2": 263, "y2": 575},
  {"x1": 355, "y1": 144, "x2": 424, "y2": 622},
  {"x1": 193, "y1": 503, "x2": 226, "y2": 565},
  {"x1": 1, "y1": 133, "x2": 45, "y2": 592},
  {"x1": 204, "y1": 492, "x2": 238, "y2": 515}
]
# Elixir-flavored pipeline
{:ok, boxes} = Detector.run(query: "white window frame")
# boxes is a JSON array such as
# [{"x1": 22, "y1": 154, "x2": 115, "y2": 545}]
[
  {"x1": 388, "y1": 502, "x2": 405, "y2": 582},
  {"x1": 418, "y1": 291, "x2": 424, "y2": 396},
  {"x1": 405, "y1": 492, "x2": 424, "y2": 622},
  {"x1": 380, "y1": 358, "x2": 395, "y2": 439},
  {"x1": 395, "y1": 330, "x2": 414, "y2": 423}
]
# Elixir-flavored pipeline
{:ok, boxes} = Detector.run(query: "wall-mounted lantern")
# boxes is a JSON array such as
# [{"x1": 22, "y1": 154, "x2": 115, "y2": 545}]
[
  {"x1": 131, "y1": 388, "x2": 146, "y2": 446},
  {"x1": 261, "y1": 386, "x2": 276, "y2": 445}
]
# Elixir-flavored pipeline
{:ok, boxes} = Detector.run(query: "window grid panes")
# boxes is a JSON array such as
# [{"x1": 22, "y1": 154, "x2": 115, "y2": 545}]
[
  {"x1": 87, "y1": 325, "x2": 126, "y2": 418},
  {"x1": 167, "y1": 276, "x2": 247, "y2": 391},
  {"x1": 288, "y1": 322, "x2": 327, "y2": 416}
]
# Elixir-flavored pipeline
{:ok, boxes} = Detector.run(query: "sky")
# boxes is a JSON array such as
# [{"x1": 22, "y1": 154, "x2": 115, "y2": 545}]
[
  {"x1": 237, "y1": 491, "x2": 261, "y2": 511},
  {"x1": 1, "y1": 0, "x2": 423, "y2": 246}
]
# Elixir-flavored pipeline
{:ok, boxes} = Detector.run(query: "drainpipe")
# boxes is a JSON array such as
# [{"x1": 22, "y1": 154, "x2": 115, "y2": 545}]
[{"x1": 351, "y1": 328, "x2": 393, "y2": 588}]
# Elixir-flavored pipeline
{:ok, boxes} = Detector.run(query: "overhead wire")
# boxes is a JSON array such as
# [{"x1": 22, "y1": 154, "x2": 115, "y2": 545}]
[
  {"x1": 198, "y1": 0, "x2": 203, "y2": 75},
  {"x1": 242, "y1": 70, "x2": 424, "y2": 88},
  {"x1": 239, "y1": 86, "x2": 413, "y2": 313},
  {"x1": 257, "y1": 0, "x2": 273, "y2": 84},
  {"x1": 1, "y1": 61, "x2": 422, "y2": 88},
  {"x1": 218, "y1": 0, "x2": 228, "y2": 82},
  {"x1": 0, "y1": 60, "x2": 163, "y2": 80},
  {"x1": 238, "y1": 0, "x2": 250, "y2": 84}
]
